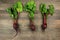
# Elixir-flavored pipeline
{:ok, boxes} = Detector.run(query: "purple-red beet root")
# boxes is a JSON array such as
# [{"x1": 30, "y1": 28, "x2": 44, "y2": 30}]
[
  {"x1": 13, "y1": 19, "x2": 19, "y2": 38},
  {"x1": 13, "y1": 20, "x2": 19, "y2": 32},
  {"x1": 29, "y1": 19, "x2": 35, "y2": 31}
]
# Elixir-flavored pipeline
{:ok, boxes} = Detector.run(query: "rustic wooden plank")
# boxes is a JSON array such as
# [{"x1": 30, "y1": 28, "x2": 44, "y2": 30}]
[{"x1": 0, "y1": 0, "x2": 60, "y2": 40}]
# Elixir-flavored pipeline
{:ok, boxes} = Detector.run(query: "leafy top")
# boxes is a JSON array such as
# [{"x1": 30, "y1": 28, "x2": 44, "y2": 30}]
[
  {"x1": 6, "y1": 1, "x2": 23, "y2": 19},
  {"x1": 24, "y1": 0, "x2": 36, "y2": 20},
  {"x1": 39, "y1": 3, "x2": 47, "y2": 14},
  {"x1": 39, "y1": 3, "x2": 54, "y2": 16},
  {"x1": 13, "y1": 1, "x2": 23, "y2": 12}
]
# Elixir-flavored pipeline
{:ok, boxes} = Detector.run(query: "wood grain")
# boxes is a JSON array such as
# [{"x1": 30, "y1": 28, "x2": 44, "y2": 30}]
[{"x1": 0, "y1": 0, "x2": 60, "y2": 40}]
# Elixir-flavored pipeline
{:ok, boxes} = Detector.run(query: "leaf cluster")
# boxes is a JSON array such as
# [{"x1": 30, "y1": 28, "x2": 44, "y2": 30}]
[
  {"x1": 39, "y1": 3, "x2": 54, "y2": 16},
  {"x1": 24, "y1": 0, "x2": 36, "y2": 20},
  {"x1": 6, "y1": 1, "x2": 23, "y2": 19}
]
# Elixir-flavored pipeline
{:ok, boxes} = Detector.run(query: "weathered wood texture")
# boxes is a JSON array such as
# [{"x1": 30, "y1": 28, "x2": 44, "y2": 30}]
[{"x1": 0, "y1": 0, "x2": 60, "y2": 40}]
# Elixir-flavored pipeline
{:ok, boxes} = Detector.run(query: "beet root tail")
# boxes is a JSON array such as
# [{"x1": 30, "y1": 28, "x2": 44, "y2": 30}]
[
  {"x1": 13, "y1": 22, "x2": 19, "y2": 38},
  {"x1": 30, "y1": 24, "x2": 35, "y2": 31}
]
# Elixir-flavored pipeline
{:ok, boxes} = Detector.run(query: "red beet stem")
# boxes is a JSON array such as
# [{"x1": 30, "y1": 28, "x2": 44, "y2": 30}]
[
  {"x1": 29, "y1": 19, "x2": 35, "y2": 31},
  {"x1": 43, "y1": 13, "x2": 47, "y2": 26},
  {"x1": 42, "y1": 13, "x2": 47, "y2": 30}
]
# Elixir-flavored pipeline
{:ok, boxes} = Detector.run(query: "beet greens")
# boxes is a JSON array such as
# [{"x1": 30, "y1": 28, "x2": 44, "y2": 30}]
[{"x1": 39, "y1": 3, "x2": 54, "y2": 31}]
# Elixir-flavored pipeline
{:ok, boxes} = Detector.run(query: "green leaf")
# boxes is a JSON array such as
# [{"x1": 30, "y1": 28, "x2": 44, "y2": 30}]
[
  {"x1": 10, "y1": 14, "x2": 14, "y2": 18},
  {"x1": 6, "y1": 8, "x2": 14, "y2": 18},
  {"x1": 29, "y1": 12, "x2": 34, "y2": 20},
  {"x1": 6, "y1": 8, "x2": 11, "y2": 14},
  {"x1": 48, "y1": 4, "x2": 54, "y2": 16},
  {"x1": 13, "y1": 1, "x2": 23, "y2": 12},
  {"x1": 39, "y1": 3, "x2": 47, "y2": 14},
  {"x1": 16, "y1": 2, "x2": 23, "y2": 12},
  {"x1": 24, "y1": 0, "x2": 36, "y2": 13}
]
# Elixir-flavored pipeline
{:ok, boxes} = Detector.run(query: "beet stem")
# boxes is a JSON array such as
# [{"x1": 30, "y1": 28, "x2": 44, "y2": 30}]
[{"x1": 42, "y1": 13, "x2": 47, "y2": 31}]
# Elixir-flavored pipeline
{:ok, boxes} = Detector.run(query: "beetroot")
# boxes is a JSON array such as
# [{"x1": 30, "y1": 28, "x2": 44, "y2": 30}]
[
  {"x1": 24, "y1": 0, "x2": 36, "y2": 31},
  {"x1": 6, "y1": 1, "x2": 23, "y2": 38},
  {"x1": 39, "y1": 3, "x2": 54, "y2": 31}
]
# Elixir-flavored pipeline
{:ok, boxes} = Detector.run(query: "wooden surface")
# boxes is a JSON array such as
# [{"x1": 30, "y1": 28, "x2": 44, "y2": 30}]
[{"x1": 0, "y1": 0, "x2": 60, "y2": 40}]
